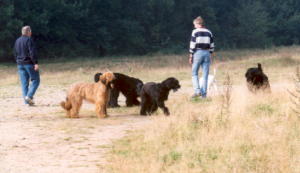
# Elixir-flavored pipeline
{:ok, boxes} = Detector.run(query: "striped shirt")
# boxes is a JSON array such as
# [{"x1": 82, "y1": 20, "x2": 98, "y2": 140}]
[{"x1": 189, "y1": 27, "x2": 214, "y2": 54}]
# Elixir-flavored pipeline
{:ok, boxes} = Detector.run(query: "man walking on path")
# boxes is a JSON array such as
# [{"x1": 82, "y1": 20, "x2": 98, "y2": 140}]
[{"x1": 14, "y1": 26, "x2": 40, "y2": 106}]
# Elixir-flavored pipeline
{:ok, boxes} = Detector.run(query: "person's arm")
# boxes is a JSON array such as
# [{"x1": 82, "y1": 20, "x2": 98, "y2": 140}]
[
  {"x1": 28, "y1": 38, "x2": 38, "y2": 65},
  {"x1": 209, "y1": 33, "x2": 215, "y2": 64},
  {"x1": 189, "y1": 30, "x2": 196, "y2": 64},
  {"x1": 189, "y1": 54, "x2": 193, "y2": 64},
  {"x1": 28, "y1": 38, "x2": 39, "y2": 70}
]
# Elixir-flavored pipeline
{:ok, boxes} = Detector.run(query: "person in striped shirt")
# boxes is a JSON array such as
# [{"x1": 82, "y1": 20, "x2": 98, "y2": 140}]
[{"x1": 189, "y1": 16, "x2": 214, "y2": 98}]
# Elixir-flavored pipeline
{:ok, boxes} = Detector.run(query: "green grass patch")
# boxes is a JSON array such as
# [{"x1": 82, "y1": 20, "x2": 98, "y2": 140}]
[{"x1": 252, "y1": 103, "x2": 275, "y2": 116}]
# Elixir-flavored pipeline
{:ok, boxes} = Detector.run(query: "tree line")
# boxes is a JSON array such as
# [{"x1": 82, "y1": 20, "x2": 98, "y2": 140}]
[{"x1": 1, "y1": 0, "x2": 300, "y2": 61}]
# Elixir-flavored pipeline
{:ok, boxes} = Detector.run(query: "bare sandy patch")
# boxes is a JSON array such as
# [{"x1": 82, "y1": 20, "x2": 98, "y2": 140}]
[{"x1": 0, "y1": 85, "x2": 151, "y2": 173}]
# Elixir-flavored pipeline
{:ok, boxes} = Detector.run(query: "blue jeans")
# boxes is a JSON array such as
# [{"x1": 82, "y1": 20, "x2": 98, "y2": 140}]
[
  {"x1": 17, "y1": 64, "x2": 40, "y2": 103},
  {"x1": 192, "y1": 50, "x2": 211, "y2": 97}
]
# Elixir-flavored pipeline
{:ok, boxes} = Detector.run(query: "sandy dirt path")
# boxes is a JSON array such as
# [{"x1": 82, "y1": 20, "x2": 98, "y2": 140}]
[
  {"x1": 0, "y1": 81, "x2": 270, "y2": 173},
  {"x1": 0, "y1": 85, "x2": 151, "y2": 173}
]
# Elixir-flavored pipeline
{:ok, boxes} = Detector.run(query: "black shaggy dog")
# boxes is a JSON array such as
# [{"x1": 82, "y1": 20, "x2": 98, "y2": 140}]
[
  {"x1": 94, "y1": 73, "x2": 143, "y2": 107},
  {"x1": 140, "y1": 77, "x2": 181, "y2": 116},
  {"x1": 245, "y1": 63, "x2": 271, "y2": 93}
]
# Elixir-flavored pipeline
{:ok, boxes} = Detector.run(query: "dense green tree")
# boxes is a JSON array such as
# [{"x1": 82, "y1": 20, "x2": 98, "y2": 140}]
[
  {"x1": 233, "y1": 0, "x2": 270, "y2": 48},
  {"x1": 1, "y1": 0, "x2": 300, "y2": 61},
  {"x1": 0, "y1": 0, "x2": 22, "y2": 59},
  {"x1": 264, "y1": 0, "x2": 300, "y2": 45}
]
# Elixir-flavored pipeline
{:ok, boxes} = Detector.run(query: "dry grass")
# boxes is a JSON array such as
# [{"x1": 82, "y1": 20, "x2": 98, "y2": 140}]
[
  {"x1": 1, "y1": 46, "x2": 300, "y2": 172},
  {"x1": 107, "y1": 92, "x2": 300, "y2": 173},
  {"x1": 288, "y1": 67, "x2": 300, "y2": 118},
  {"x1": 103, "y1": 46, "x2": 300, "y2": 173}
]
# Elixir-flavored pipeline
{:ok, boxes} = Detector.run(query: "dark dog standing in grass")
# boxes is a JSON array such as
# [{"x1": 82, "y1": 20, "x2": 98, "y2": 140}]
[
  {"x1": 245, "y1": 63, "x2": 271, "y2": 93},
  {"x1": 140, "y1": 77, "x2": 181, "y2": 116},
  {"x1": 94, "y1": 73, "x2": 143, "y2": 107}
]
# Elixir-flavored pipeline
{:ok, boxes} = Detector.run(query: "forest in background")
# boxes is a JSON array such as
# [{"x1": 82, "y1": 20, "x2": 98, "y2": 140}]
[{"x1": 1, "y1": 0, "x2": 300, "y2": 61}]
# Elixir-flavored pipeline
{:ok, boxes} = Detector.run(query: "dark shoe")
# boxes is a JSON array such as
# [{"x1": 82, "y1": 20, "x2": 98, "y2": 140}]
[{"x1": 25, "y1": 96, "x2": 35, "y2": 106}]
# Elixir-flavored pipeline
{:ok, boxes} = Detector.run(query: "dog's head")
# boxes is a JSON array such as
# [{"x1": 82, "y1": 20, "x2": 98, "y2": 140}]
[
  {"x1": 97, "y1": 72, "x2": 115, "y2": 88},
  {"x1": 94, "y1": 72, "x2": 103, "y2": 82},
  {"x1": 162, "y1": 77, "x2": 181, "y2": 92}
]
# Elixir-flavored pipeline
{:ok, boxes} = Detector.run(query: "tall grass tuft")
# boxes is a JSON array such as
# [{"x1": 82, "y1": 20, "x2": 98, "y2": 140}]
[
  {"x1": 218, "y1": 73, "x2": 232, "y2": 125},
  {"x1": 288, "y1": 66, "x2": 300, "y2": 118}
]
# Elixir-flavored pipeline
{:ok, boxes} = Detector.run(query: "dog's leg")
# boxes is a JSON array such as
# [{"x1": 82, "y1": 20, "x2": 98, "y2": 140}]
[
  {"x1": 126, "y1": 98, "x2": 140, "y2": 106},
  {"x1": 96, "y1": 100, "x2": 107, "y2": 118},
  {"x1": 125, "y1": 93, "x2": 141, "y2": 107},
  {"x1": 145, "y1": 98, "x2": 154, "y2": 115},
  {"x1": 131, "y1": 96, "x2": 141, "y2": 106},
  {"x1": 66, "y1": 110, "x2": 71, "y2": 118},
  {"x1": 149, "y1": 102, "x2": 158, "y2": 115},
  {"x1": 262, "y1": 81, "x2": 271, "y2": 93},
  {"x1": 69, "y1": 98, "x2": 81, "y2": 118},
  {"x1": 126, "y1": 97, "x2": 135, "y2": 107},
  {"x1": 140, "y1": 95, "x2": 148, "y2": 116},
  {"x1": 247, "y1": 82, "x2": 254, "y2": 93},
  {"x1": 157, "y1": 101, "x2": 170, "y2": 116},
  {"x1": 140, "y1": 103, "x2": 147, "y2": 116},
  {"x1": 109, "y1": 89, "x2": 120, "y2": 108}
]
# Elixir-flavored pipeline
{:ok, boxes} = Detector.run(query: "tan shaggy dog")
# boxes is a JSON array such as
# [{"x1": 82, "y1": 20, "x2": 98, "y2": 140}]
[{"x1": 60, "y1": 72, "x2": 115, "y2": 118}]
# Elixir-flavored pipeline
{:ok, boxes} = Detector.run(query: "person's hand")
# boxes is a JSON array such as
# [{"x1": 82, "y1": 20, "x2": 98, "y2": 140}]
[
  {"x1": 34, "y1": 64, "x2": 39, "y2": 71},
  {"x1": 189, "y1": 54, "x2": 193, "y2": 64}
]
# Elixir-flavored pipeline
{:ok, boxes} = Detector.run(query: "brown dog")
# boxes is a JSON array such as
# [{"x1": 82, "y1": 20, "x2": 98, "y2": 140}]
[{"x1": 61, "y1": 72, "x2": 115, "y2": 118}]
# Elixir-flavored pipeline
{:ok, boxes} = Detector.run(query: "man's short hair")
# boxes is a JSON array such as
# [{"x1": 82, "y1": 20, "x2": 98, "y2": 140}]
[{"x1": 22, "y1": 26, "x2": 31, "y2": 35}]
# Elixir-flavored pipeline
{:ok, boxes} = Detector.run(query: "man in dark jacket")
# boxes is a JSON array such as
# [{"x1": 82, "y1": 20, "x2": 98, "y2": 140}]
[{"x1": 14, "y1": 26, "x2": 40, "y2": 106}]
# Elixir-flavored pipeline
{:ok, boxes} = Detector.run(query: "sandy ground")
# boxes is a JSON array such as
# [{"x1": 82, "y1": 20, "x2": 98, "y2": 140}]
[
  {"x1": 0, "y1": 80, "x2": 285, "y2": 173},
  {"x1": 0, "y1": 85, "x2": 151, "y2": 173}
]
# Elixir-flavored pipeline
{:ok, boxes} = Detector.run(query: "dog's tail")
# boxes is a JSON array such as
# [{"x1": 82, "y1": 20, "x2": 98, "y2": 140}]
[
  {"x1": 60, "y1": 97, "x2": 72, "y2": 110},
  {"x1": 258, "y1": 63, "x2": 263, "y2": 71}
]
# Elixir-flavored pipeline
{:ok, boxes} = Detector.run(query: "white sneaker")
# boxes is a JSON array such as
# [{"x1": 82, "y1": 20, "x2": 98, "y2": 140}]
[{"x1": 25, "y1": 96, "x2": 35, "y2": 106}]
